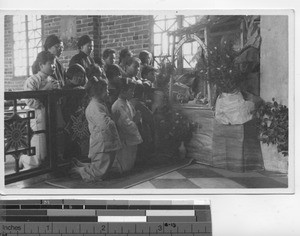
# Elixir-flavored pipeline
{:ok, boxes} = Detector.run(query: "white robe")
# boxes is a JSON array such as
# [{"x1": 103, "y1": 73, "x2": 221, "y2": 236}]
[{"x1": 112, "y1": 98, "x2": 142, "y2": 172}]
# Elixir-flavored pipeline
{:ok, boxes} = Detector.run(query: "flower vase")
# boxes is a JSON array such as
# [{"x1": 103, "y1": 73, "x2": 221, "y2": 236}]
[{"x1": 260, "y1": 142, "x2": 288, "y2": 174}]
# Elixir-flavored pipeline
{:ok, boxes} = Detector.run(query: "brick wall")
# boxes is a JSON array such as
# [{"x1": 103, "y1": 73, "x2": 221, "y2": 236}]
[
  {"x1": 99, "y1": 15, "x2": 152, "y2": 59},
  {"x1": 4, "y1": 15, "x2": 153, "y2": 91},
  {"x1": 43, "y1": 15, "x2": 101, "y2": 69}
]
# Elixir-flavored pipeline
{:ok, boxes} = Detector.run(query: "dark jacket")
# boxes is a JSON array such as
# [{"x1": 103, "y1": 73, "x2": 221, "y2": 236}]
[{"x1": 69, "y1": 51, "x2": 95, "y2": 71}]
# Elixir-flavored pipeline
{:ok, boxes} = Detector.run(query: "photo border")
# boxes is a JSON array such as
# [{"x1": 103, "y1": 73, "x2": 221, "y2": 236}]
[{"x1": 0, "y1": 9, "x2": 295, "y2": 196}]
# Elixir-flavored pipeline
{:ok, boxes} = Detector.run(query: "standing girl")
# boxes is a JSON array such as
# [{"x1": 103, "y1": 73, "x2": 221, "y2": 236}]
[
  {"x1": 22, "y1": 51, "x2": 59, "y2": 169},
  {"x1": 71, "y1": 77, "x2": 122, "y2": 182},
  {"x1": 111, "y1": 77, "x2": 143, "y2": 173},
  {"x1": 69, "y1": 35, "x2": 95, "y2": 71}
]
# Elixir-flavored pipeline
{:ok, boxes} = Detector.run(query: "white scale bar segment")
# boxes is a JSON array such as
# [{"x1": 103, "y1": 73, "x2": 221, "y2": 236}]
[
  {"x1": 98, "y1": 216, "x2": 147, "y2": 222},
  {"x1": 146, "y1": 210, "x2": 195, "y2": 216}
]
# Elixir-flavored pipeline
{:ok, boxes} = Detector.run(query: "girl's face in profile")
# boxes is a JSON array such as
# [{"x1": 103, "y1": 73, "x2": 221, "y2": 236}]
[
  {"x1": 124, "y1": 86, "x2": 135, "y2": 100},
  {"x1": 81, "y1": 41, "x2": 94, "y2": 56},
  {"x1": 105, "y1": 53, "x2": 116, "y2": 66},
  {"x1": 48, "y1": 42, "x2": 64, "y2": 57},
  {"x1": 99, "y1": 85, "x2": 109, "y2": 101},
  {"x1": 126, "y1": 62, "x2": 140, "y2": 77},
  {"x1": 40, "y1": 60, "x2": 55, "y2": 75}
]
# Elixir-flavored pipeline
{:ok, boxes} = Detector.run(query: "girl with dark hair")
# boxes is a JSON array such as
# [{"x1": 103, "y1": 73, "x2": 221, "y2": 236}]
[
  {"x1": 71, "y1": 76, "x2": 122, "y2": 182},
  {"x1": 139, "y1": 50, "x2": 152, "y2": 66},
  {"x1": 65, "y1": 63, "x2": 87, "y2": 89},
  {"x1": 138, "y1": 50, "x2": 153, "y2": 79},
  {"x1": 32, "y1": 34, "x2": 66, "y2": 88},
  {"x1": 103, "y1": 48, "x2": 116, "y2": 71},
  {"x1": 118, "y1": 48, "x2": 132, "y2": 76},
  {"x1": 111, "y1": 77, "x2": 142, "y2": 173},
  {"x1": 22, "y1": 51, "x2": 61, "y2": 169},
  {"x1": 125, "y1": 57, "x2": 141, "y2": 81},
  {"x1": 105, "y1": 64, "x2": 122, "y2": 107},
  {"x1": 69, "y1": 35, "x2": 95, "y2": 70},
  {"x1": 130, "y1": 82, "x2": 155, "y2": 161}
]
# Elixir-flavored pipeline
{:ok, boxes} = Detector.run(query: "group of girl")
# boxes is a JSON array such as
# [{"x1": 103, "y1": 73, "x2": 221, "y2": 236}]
[{"x1": 23, "y1": 34, "x2": 157, "y2": 182}]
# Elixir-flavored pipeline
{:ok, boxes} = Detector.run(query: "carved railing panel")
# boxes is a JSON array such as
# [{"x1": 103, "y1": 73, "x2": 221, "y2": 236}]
[{"x1": 4, "y1": 90, "x2": 89, "y2": 185}]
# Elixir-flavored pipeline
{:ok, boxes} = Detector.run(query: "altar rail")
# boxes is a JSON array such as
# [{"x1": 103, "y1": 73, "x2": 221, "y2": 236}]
[{"x1": 4, "y1": 89, "x2": 88, "y2": 185}]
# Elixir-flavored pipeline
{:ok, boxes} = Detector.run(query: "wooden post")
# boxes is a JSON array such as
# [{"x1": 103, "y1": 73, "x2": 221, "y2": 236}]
[
  {"x1": 169, "y1": 34, "x2": 176, "y2": 102},
  {"x1": 203, "y1": 26, "x2": 212, "y2": 107}
]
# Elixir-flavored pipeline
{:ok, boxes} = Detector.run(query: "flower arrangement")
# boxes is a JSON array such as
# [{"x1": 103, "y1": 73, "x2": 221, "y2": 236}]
[
  {"x1": 154, "y1": 101, "x2": 199, "y2": 155},
  {"x1": 254, "y1": 98, "x2": 288, "y2": 156},
  {"x1": 156, "y1": 59, "x2": 174, "y2": 94},
  {"x1": 195, "y1": 41, "x2": 246, "y2": 95}
]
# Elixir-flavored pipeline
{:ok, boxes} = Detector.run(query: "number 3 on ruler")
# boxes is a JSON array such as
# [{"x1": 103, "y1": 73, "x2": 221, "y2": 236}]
[{"x1": 158, "y1": 225, "x2": 163, "y2": 232}]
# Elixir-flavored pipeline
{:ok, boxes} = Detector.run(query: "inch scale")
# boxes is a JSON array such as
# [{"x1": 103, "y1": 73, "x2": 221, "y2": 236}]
[{"x1": 0, "y1": 199, "x2": 212, "y2": 236}]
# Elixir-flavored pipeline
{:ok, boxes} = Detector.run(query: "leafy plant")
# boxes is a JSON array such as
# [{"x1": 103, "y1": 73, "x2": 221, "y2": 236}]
[
  {"x1": 154, "y1": 101, "x2": 199, "y2": 154},
  {"x1": 195, "y1": 41, "x2": 246, "y2": 94},
  {"x1": 254, "y1": 98, "x2": 288, "y2": 156},
  {"x1": 156, "y1": 60, "x2": 174, "y2": 94}
]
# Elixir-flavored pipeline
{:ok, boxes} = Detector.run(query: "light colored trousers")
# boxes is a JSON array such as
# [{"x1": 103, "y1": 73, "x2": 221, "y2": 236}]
[
  {"x1": 114, "y1": 145, "x2": 138, "y2": 173},
  {"x1": 79, "y1": 151, "x2": 116, "y2": 181}
]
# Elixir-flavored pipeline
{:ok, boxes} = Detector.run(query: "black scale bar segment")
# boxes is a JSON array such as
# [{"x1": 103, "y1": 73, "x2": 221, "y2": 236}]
[
  {"x1": 85, "y1": 205, "x2": 107, "y2": 209},
  {"x1": 128, "y1": 205, "x2": 150, "y2": 210},
  {"x1": 1, "y1": 205, "x2": 20, "y2": 209},
  {"x1": 1, "y1": 210, "x2": 47, "y2": 216},
  {"x1": 64, "y1": 205, "x2": 84, "y2": 209}
]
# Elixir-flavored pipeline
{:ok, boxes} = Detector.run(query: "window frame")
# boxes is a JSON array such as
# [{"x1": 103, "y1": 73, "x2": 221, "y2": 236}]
[
  {"x1": 152, "y1": 15, "x2": 202, "y2": 71},
  {"x1": 12, "y1": 15, "x2": 44, "y2": 79}
]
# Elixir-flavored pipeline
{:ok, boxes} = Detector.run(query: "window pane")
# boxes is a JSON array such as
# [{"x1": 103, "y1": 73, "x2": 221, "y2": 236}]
[
  {"x1": 154, "y1": 20, "x2": 165, "y2": 32},
  {"x1": 182, "y1": 43, "x2": 192, "y2": 55},
  {"x1": 13, "y1": 15, "x2": 42, "y2": 77},
  {"x1": 166, "y1": 19, "x2": 177, "y2": 31},
  {"x1": 161, "y1": 32, "x2": 168, "y2": 55},
  {"x1": 169, "y1": 43, "x2": 174, "y2": 55},
  {"x1": 154, "y1": 45, "x2": 161, "y2": 56},
  {"x1": 165, "y1": 15, "x2": 176, "y2": 20},
  {"x1": 183, "y1": 16, "x2": 196, "y2": 27},
  {"x1": 154, "y1": 33, "x2": 161, "y2": 45},
  {"x1": 155, "y1": 15, "x2": 165, "y2": 21}
]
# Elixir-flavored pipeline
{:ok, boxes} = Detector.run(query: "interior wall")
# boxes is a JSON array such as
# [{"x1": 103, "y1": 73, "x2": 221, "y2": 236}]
[{"x1": 260, "y1": 15, "x2": 289, "y2": 106}]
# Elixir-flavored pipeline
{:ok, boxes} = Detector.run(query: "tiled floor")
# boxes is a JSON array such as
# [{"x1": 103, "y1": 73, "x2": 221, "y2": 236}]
[{"x1": 130, "y1": 163, "x2": 288, "y2": 189}]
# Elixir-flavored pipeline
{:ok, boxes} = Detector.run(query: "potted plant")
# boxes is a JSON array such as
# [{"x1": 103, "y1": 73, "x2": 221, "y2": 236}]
[
  {"x1": 254, "y1": 98, "x2": 288, "y2": 173},
  {"x1": 196, "y1": 41, "x2": 255, "y2": 125},
  {"x1": 154, "y1": 100, "x2": 199, "y2": 158}
]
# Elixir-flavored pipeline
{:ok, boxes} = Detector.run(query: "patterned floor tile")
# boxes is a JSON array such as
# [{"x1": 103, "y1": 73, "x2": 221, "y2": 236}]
[
  {"x1": 257, "y1": 170, "x2": 288, "y2": 177},
  {"x1": 228, "y1": 177, "x2": 288, "y2": 188},
  {"x1": 150, "y1": 179, "x2": 200, "y2": 188},
  {"x1": 189, "y1": 178, "x2": 245, "y2": 188},
  {"x1": 156, "y1": 171, "x2": 186, "y2": 179},
  {"x1": 211, "y1": 168, "x2": 266, "y2": 178},
  {"x1": 131, "y1": 181, "x2": 156, "y2": 189},
  {"x1": 183, "y1": 163, "x2": 212, "y2": 169},
  {"x1": 270, "y1": 177, "x2": 288, "y2": 185},
  {"x1": 177, "y1": 168, "x2": 224, "y2": 178}
]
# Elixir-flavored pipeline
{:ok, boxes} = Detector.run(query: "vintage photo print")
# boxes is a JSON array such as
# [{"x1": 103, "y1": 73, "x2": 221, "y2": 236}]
[{"x1": 0, "y1": 10, "x2": 294, "y2": 195}]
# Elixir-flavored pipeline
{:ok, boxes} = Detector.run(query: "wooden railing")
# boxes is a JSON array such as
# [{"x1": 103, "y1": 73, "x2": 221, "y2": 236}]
[{"x1": 4, "y1": 89, "x2": 89, "y2": 185}]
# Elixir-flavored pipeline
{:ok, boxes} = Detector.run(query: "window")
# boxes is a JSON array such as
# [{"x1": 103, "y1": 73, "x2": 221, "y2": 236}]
[
  {"x1": 153, "y1": 15, "x2": 203, "y2": 69},
  {"x1": 153, "y1": 15, "x2": 178, "y2": 67},
  {"x1": 13, "y1": 15, "x2": 42, "y2": 77}
]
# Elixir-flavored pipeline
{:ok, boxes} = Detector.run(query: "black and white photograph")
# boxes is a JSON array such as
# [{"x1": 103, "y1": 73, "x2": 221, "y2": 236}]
[{"x1": 1, "y1": 12, "x2": 293, "y2": 192}]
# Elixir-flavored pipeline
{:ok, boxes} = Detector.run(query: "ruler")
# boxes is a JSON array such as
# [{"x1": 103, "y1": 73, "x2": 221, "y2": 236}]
[{"x1": 0, "y1": 200, "x2": 212, "y2": 236}]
